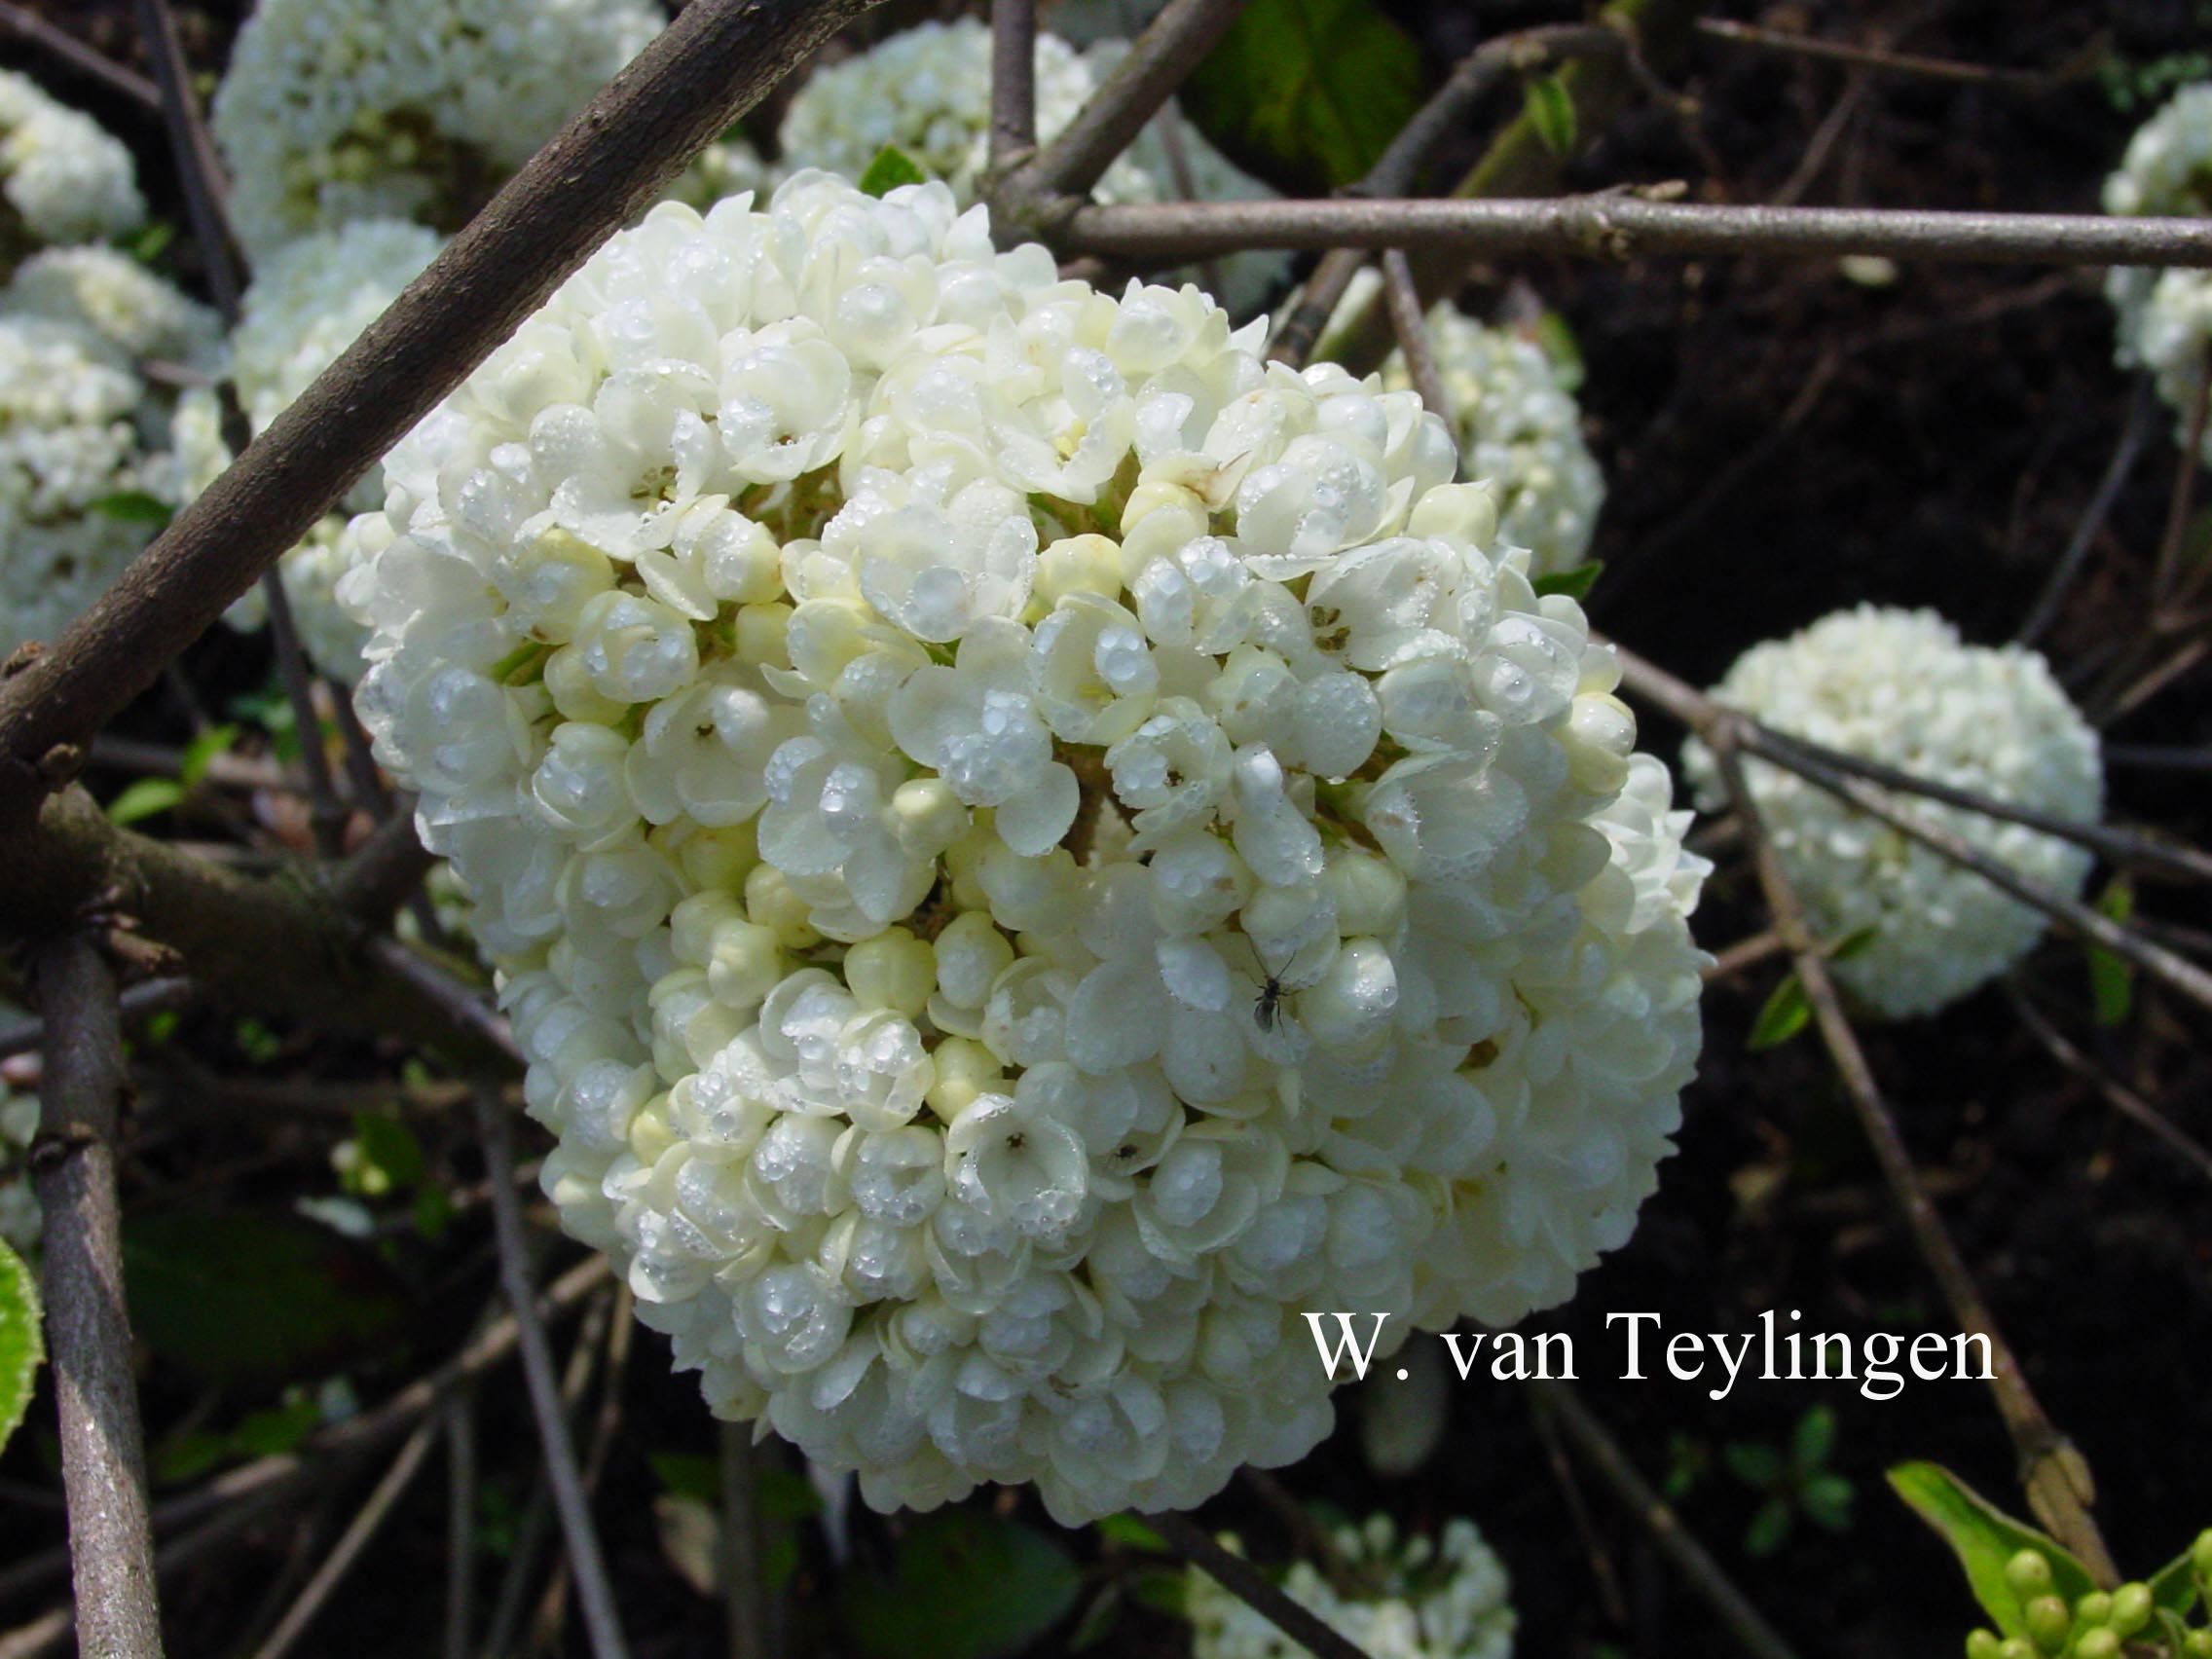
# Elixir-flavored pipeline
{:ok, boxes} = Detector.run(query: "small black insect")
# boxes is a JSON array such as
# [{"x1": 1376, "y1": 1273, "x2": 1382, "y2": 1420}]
[{"x1": 1253, "y1": 974, "x2": 1286, "y2": 1033}]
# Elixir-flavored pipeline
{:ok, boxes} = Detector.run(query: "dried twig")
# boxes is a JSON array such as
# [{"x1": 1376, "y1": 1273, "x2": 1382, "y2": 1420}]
[
  {"x1": 31, "y1": 934, "x2": 165, "y2": 1659},
  {"x1": 1694, "y1": 17, "x2": 2088, "y2": 90},
  {"x1": 1146, "y1": 1510, "x2": 1377, "y2": 1659},
  {"x1": 1066, "y1": 196, "x2": 2212, "y2": 266},
  {"x1": 247, "y1": 1419, "x2": 442, "y2": 1659},
  {"x1": 0, "y1": 2, "x2": 161, "y2": 106},
  {"x1": 1530, "y1": 1381, "x2": 1800, "y2": 1659},
  {"x1": 1004, "y1": 0, "x2": 1250, "y2": 202},
  {"x1": 474, "y1": 1087, "x2": 630, "y2": 1659},
  {"x1": 1378, "y1": 250, "x2": 1450, "y2": 428},
  {"x1": 2018, "y1": 377, "x2": 2157, "y2": 645},
  {"x1": 988, "y1": 0, "x2": 1037, "y2": 169}
]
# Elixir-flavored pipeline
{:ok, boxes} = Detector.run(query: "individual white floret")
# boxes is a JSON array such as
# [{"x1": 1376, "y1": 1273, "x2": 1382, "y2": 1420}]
[
  {"x1": 1682, "y1": 606, "x2": 2102, "y2": 1020},
  {"x1": 776, "y1": 18, "x2": 1290, "y2": 313},
  {"x1": 1188, "y1": 1514, "x2": 1517, "y2": 1659},
  {"x1": 342, "y1": 172, "x2": 1707, "y2": 1525},
  {"x1": 2104, "y1": 85, "x2": 2212, "y2": 463},
  {"x1": 207, "y1": 218, "x2": 446, "y2": 679},
  {"x1": 211, "y1": 0, "x2": 662, "y2": 252},
  {"x1": 0, "y1": 70, "x2": 145, "y2": 252}
]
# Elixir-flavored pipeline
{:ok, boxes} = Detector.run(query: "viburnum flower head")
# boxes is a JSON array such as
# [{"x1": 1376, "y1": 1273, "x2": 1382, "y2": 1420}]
[
  {"x1": 1682, "y1": 606, "x2": 2102, "y2": 1019},
  {"x1": 0, "y1": 70, "x2": 145, "y2": 254},
  {"x1": 775, "y1": 18, "x2": 1288, "y2": 314},
  {"x1": 1188, "y1": 1514, "x2": 1516, "y2": 1659},
  {"x1": 211, "y1": 0, "x2": 661, "y2": 253},
  {"x1": 346, "y1": 173, "x2": 1708, "y2": 1524},
  {"x1": 2104, "y1": 84, "x2": 2212, "y2": 463}
]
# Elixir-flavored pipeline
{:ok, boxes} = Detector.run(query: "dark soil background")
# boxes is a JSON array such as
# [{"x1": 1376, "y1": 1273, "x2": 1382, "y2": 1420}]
[{"x1": 4, "y1": 3, "x2": 2210, "y2": 1657}]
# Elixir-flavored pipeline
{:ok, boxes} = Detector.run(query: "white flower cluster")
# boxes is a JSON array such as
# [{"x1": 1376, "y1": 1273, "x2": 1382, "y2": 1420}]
[
  {"x1": 0, "y1": 70, "x2": 146, "y2": 255},
  {"x1": 211, "y1": 0, "x2": 662, "y2": 254},
  {"x1": 344, "y1": 174, "x2": 1707, "y2": 1523},
  {"x1": 1188, "y1": 1515, "x2": 1516, "y2": 1659},
  {"x1": 776, "y1": 18, "x2": 1287, "y2": 313},
  {"x1": 2104, "y1": 84, "x2": 2212, "y2": 463},
  {"x1": 207, "y1": 218, "x2": 447, "y2": 679},
  {"x1": 1682, "y1": 606, "x2": 2102, "y2": 1020},
  {"x1": 1371, "y1": 290, "x2": 1604, "y2": 578},
  {"x1": 0, "y1": 256, "x2": 219, "y2": 660}
]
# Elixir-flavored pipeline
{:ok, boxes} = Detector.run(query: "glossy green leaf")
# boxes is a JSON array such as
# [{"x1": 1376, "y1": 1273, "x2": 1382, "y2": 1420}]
[
  {"x1": 844, "y1": 1510, "x2": 1080, "y2": 1659},
  {"x1": 1180, "y1": 0, "x2": 1427, "y2": 193},
  {"x1": 1532, "y1": 561, "x2": 1604, "y2": 602},
  {"x1": 858, "y1": 145, "x2": 928, "y2": 197},
  {"x1": 0, "y1": 1237, "x2": 42, "y2": 1456},
  {"x1": 106, "y1": 776, "x2": 187, "y2": 827},
  {"x1": 1525, "y1": 73, "x2": 1577, "y2": 157},
  {"x1": 1888, "y1": 1461, "x2": 2095, "y2": 1638},
  {"x1": 1747, "y1": 972, "x2": 1812, "y2": 1051},
  {"x1": 124, "y1": 1209, "x2": 410, "y2": 1387}
]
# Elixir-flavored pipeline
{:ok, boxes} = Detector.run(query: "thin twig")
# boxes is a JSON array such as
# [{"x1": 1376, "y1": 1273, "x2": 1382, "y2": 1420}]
[
  {"x1": 371, "y1": 940, "x2": 519, "y2": 1061},
  {"x1": 0, "y1": 0, "x2": 891, "y2": 827},
  {"x1": 525, "y1": 1290, "x2": 633, "y2": 1653},
  {"x1": 474, "y1": 1087, "x2": 630, "y2": 1659},
  {"x1": 1694, "y1": 17, "x2": 2095, "y2": 92},
  {"x1": 443, "y1": 1397, "x2": 478, "y2": 1659},
  {"x1": 257, "y1": 570, "x2": 350, "y2": 857},
  {"x1": 719, "y1": 1422, "x2": 769, "y2": 1659},
  {"x1": 248, "y1": 1419, "x2": 442, "y2": 1659},
  {"x1": 1704, "y1": 930, "x2": 1788, "y2": 981},
  {"x1": 1525, "y1": 1387, "x2": 1628, "y2": 1625},
  {"x1": 1529, "y1": 1381, "x2": 1800, "y2": 1659},
  {"x1": 1704, "y1": 732, "x2": 2119, "y2": 1579},
  {"x1": 2153, "y1": 349, "x2": 2212, "y2": 608},
  {"x1": 30, "y1": 933, "x2": 165, "y2": 1659},
  {"x1": 1063, "y1": 196, "x2": 2212, "y2": 266},
  {"x1": 2003, "y1": 980, "x2": 2212, "y2": 1186},
  {"x1": 1379, "y1": 249, "x2": 1451, "y2": 432},
  {"x1": 1269, "y1": 22, "x2": 1622, "y2": 367},
  {"x1": 1007, "y1": 0, "x2": 1251, "y2": 200},
  {"x1": 0, "y1": 2, "x2": 162, "y2": 106},
  {"x1": 129, "y1": 0, "x2": 242, "y2": 318},
  {"x1": 88, "y1": 735, "x2": 293, "y2": 793},
  {"x1": 1145, "y1": 1511, "x2": 1377, "y2": 1659},
  {"x1": 988, "y1": 0, "x2": 1037, "y2": 169},
  {"x1": 2105, "y1": 742, "x2": 2212, "y2": 774},
  {"x1": 2018, "y1": 377, "x2": 2158, "y2": 645},
  {"x1": 0, "y1": 977, "x2": 194, "y2": 1062}
]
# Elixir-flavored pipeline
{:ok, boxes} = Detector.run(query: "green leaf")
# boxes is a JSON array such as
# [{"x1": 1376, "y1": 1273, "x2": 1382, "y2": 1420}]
[
  {"x1": 858, "y1": 145, "x2": 928, "y2": 197},
  {"x1": 126, "y1": 220, "x2": 176, "y2": 266},
  {"x1": 346, "y1": 1112, "x2": 426, "y2": 1193},
  {"x1": 1887, "y1": 1461, "x2": 2096, "y2": 1638},
  {"x1": 1531, "y1": 561, "x2": 1604, "y2": 602},
  {"x1": 2147, "y1": 1537, "x2": 2205, "y2": 1617},
  {"x1": 106, "y1": 776, "x2": 187, "y2": 827},
  {"x1": 0, "y1": 1237, "x2": 43, "y2": 1456},
  {"x1": 179, "y1": 723, "x2": 240, "y2": 790},
  {"x1": 1744, "y1": 1495, "x2": 1793, "y2": 1558},
  {"x1": 844, "y1": 1510, "x2": 1081, "y2": 1659},
  {"x1": 1790, "y1": 1405, "x2": 1837, "y2": 1471},
  {"x1": 2087, "y1": 875, "x2": 2135, "y2": 1029},
  {"x1": 91, "y1": 491, "x2": 174, "y2": 528},
  {"x1": 1180, "y1": 0, "x2": 1428, "y2": 194},
  {"x1": 1801, "y1": 1473, "x2": 1855, "y2": 1532},
  {"x1": 1524, "y1": 73, "x2": 1577, "y2": 158},
  {"x1": 1530, "y1": 312, "x2": 1585, "y2": 393},
  {"x1": 123, "y1": 1209, "x2": 411, "y2": 1387},
  {"x1": 1747, "y1": 972, "x2": 1812, "y2": 1051},
  {"x1": 1722, "y1": 1441, "x2": 1785, "y2": 1489},
  {"x1": 1827, "y1": 925, "x2": 1881, "y2": 963},
  {"x1": 1095, "y1": 1514, "x2": 1168, "y2": 1554}
]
